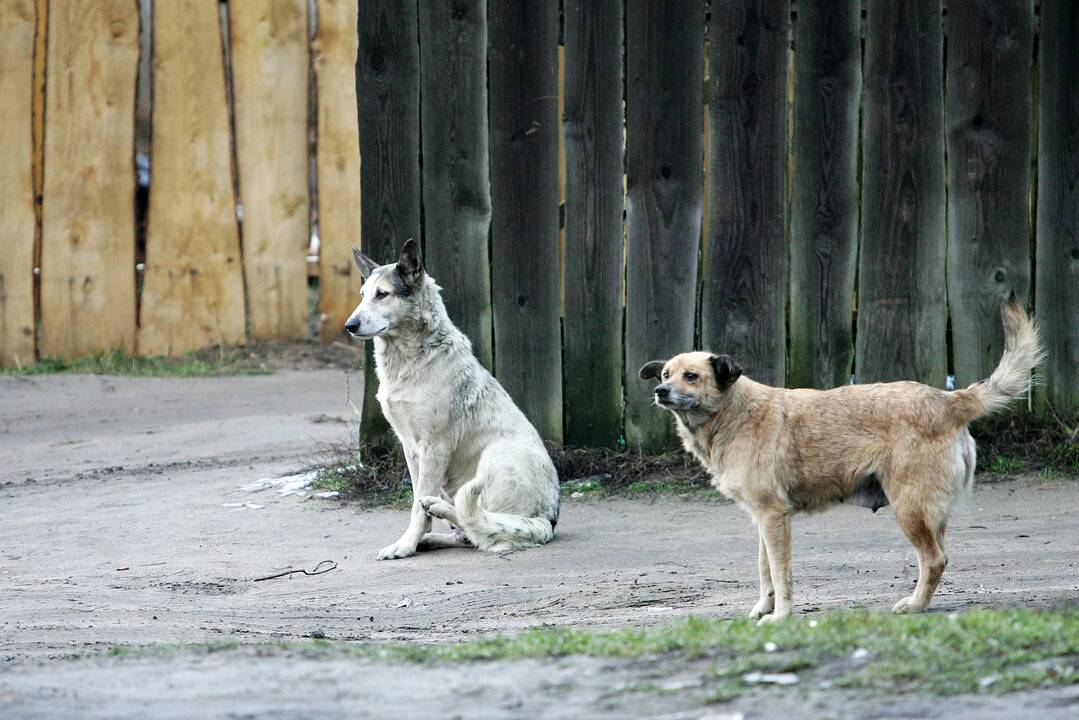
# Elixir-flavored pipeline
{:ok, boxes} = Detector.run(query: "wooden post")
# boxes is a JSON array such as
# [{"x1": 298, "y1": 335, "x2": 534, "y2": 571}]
[
  {"x1": 857, "y1": 0, "x2": 947, "y2": 385},
  {"x1": 488, "y1": 1, "x2": 563, "y2": 442},
  {"x1": 624, "y1": 0, "x2": 703, "y2": 451},
  {"x1": 230, "y1": 0, "x2": 310, "y2": 341},
  {"x1": 315, "y1": 0, "x2": 362, "y2": 344},
  {"x1": 418, "y1": 0, "x2": 493, "y2": 369},
  {"x1": 137, "y1": 0, "x2": 246, "y2": 356},
  {"x1": 946, "y1": 0, "x2": 1033, "y2": 388},
  {"x1": 40, "y1": 0, "x2": 139, "y2": 359},
  {"x1": 0, "y1": 0, "x2": 37, "y2": 368},
  {"x1": 1035, "y1": 0, "x2": 1079, "y2": 412},
  {"x1": 788, "y1": 0, "x2": 861, "y2": 390},
  {"x1": 356, "y1": 0, "x2": 421, "y2": 440},
  {"x1": 704, "y1": 0, "x2": 790, "y2": 388},
  {"x1": 563, "y1": 0, "x2": 624, "y2": 447}
]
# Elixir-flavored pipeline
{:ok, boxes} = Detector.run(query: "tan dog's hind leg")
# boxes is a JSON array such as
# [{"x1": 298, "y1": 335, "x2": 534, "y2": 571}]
[
  {"x1": 749, "y1": 531, "x2": 776, "y2": 619},
  {"x1": 892, "y1": 502, "x2": 948, "y2": 614},
  {"x1": 756, "y1": 512, "x2": 793, "y2": 624}
]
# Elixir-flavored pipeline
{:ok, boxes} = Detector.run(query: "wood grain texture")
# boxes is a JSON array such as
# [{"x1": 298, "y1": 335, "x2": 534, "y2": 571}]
[
  {"x1": 40, "y1": 0, "x2": 138, "y2": 358},
  {"x1": 857, "y1": 0, "x2": 947, "y2": 386},
  {"x1": 624, "y1": 0, "x2": 703, "y2": 451},
  {"x1": 356, "y1": 0, "x2": 421, "y2": 439},
  {"x1": 704, "y1": 0, "x2": 790, "y2": 388},
  {"x1": 488, "y1": 0, "x2": 563, "y2": 442},
  {"x1": 1035, "y1": 0, "x2": 1079, "y2": 412},
  {"x1": 563, "y1": 0, "x2": 624, "y2": 447},
  {"x1": 788, "y1": 0, "x2": 861, "y2": 390},
  {"x1": 315, "y1": 0, "x2": 361, "y2": 343},
  {"x1": 946, "y1": 0, "x2": 1032, "y2": 388},
  {"x1": 230, "y1": 0, "x2": 310, "y2": 340},
  {"x1": 137, "y1": 0, "x2": 246, "y2": 356},
  {"x1": 0, "y1": 0, "x2": 37, "y2": 368},
  {"x1": 418, "y1": 0, "x2": 492, "y2": 369}
]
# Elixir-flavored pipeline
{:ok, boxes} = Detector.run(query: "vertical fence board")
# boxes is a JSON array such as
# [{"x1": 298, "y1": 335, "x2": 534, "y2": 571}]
[
  {"x1": 0, "y1": 0, "x2": 37, "y2": 368},
  {"x1": 137, "y1": 0, "x2": 246, "y2": 355},
  {"x1": 357, "y1": 0, "x2": 421, "y2": 440},
  {"x1": 624, "y1": 1, "x2": 703, "y2": 451},
  {"x1": 947, "y1": 0, "x2": 1032, "y2": 388},
  {"x1": 488, "y1": 1, "x2": 563, "y2": 442},
  {"x1": 1036, "y1": 0, "x2": 1079, "y2": 412},
  {"x1": 230, "y1": 0, "x2": 309, "y2": 341},
  {"x1": 315, "y1": 0, "x2": 362, "y2": 343},
  {"x1": 857, "y1": 0, "x2": 946, "y2": 385},
  {"x1": 563, "y1": 0, "x2": 624, "y2": 447},
  {"x1": 40, "y1": 0, "x2": 138, "y2": 358},
  {"x1": 418, "y1": 0, "x2": 493, "y2": 369},
  {"x1": 704, "y1": 0, "x2": 790, "y2": 388},
  {"x1": 788, "y1": 0, "x2": 861, "y2": 389}
]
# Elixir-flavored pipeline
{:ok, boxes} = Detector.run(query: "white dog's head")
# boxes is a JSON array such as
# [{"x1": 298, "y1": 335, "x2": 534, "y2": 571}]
[{"x1": 344, "y1": 240, "x2": 426, "y2": 339}]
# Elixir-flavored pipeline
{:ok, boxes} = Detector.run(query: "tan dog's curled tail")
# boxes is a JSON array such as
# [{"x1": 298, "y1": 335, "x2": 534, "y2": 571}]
[
  {"x1": 455, "y1": 479, "x2": 555, "y2": 553},
  {"x1": 951, "y1": 299, "x2": 1043, "y2": 424}
]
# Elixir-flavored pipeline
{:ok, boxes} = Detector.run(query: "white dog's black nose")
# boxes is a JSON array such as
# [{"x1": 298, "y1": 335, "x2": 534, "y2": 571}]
[{"x1": 344, "y1": 319, "x2": 361, "y2": 334}]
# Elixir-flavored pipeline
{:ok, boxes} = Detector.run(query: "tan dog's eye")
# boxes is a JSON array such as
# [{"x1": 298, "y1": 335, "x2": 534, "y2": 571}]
[
  {"x1": 684, "y1": 372, "x2": 698, "y2": 382},
  {"x1": 663, "y1": 370, "x2": 670, "y2": 380}
]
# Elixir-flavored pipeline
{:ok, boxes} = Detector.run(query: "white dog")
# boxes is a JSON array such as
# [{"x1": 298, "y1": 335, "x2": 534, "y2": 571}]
[{"x1": 345, "y1": 240, "x2": 560, "y2": 560}]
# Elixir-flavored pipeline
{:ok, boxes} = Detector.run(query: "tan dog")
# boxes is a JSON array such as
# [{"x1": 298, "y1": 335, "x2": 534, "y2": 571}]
[{"x1": 640, "y1": 301, "x2": 1041, "y2": 623}]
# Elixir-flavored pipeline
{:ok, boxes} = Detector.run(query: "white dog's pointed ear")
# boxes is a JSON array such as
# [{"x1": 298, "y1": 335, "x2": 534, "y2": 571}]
[
  {"x1": 352, "y1": 247, "x2": 380, "y2": 279},
  {"x1": 639, "y1": 360, "x2": 665, "y2": 381},
  {"x1": 396, "y1": 238, "x2": 424, "y2": 287},
  {"x1": 710, "y1": 354, "x2": 742, "y2": 390}
]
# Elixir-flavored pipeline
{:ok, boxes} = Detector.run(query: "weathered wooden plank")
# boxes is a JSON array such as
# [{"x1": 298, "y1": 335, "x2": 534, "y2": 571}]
[
  {"x1": 624, "y1": 0, "x2": 703, "y2": 451},
  {"x1": 488, "y1": 0, "x2": 563, "y2": 442},
  {"x1": 1035, "y1": 0, "x2": 1079, "y2": 412},
  {"x1": 356, "y1": 0, "x2": 421, "y2": 440},
  {"x1": 0, "y1": 0, "x2": 37, "y2": 368},
  {"x1": 563, "y1": 0, "x2": 624, "y2": 447},
  {"x1": 857, "y1": 0, "x2": 947, "y2": 385},
  {"x1": 946, "y1": 0, "x2": 1032, "y2": 388},
  {"x1": 315, "y1": 0, "x2": 362, "y2": 343},
  {"x1": 230, "y1": 0, "x2": 310, "y2": 340},
  {"x1": 418, "y1": 0, "x2": 492, "y2": 369},
  {"x1": 40, "y1": 0, "x2": 138, "y2": 358},
  {"x1": 788, "y1": 0, "x2": 861, "y2": 390},
  {"x1": 704, "y1": 0, "x2": 790, "y2": 388},
  {"x1": 137, "y1": 0, "x2": 246, "y2": 356}
]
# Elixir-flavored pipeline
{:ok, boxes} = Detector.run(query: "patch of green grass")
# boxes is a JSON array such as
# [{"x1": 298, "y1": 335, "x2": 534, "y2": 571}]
[
  {"x1": 2, "y1": 348, "x2": 272, "y2": 378},
  {"x1": 988, "y1": 454, "x2": 1025, "y2": 474}
]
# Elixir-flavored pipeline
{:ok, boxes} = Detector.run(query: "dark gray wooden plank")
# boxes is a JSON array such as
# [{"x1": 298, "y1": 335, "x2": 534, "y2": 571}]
[
  {"x1": 356, "y1": 0, "x2": 421, "y2": 440},
  {"x1": 704, "y1": 0, "x2": 790, "y2": 389},
  {"x1": 857, "y1": 0, "x2": 947, "y2": 385},
  {"x1": 624, "y1": 0, "x2": 703, "y2": 451},
  {"x1": 418, "y1": 0, "x2": 493, "y2": 370},
  {"x1": 788, "y1": 0, "x2": 861, "y2": 390},
  {"x1": 1035, "y1": 0, "x2": 1079, "y2": 412},
  {"x1": 947, "y1": 0, "x2": 1033, "y2": 388},
  {"x1": 563, "y1": 0, "x2": 624, "y2": 448},
  {"x1": 488, "y1": 0, "x2": 562, "y2": 442}
]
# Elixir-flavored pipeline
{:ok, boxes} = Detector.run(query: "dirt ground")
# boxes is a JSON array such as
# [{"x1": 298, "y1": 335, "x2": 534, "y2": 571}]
[{"x1": 1, "y1": 369, "x2": 1077, "y2": 719}]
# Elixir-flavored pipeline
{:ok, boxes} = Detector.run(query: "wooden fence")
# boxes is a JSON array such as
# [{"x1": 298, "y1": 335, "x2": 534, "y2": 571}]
[{"x1": 1, "y1": 1, "x2": 1077, "y2": 450}]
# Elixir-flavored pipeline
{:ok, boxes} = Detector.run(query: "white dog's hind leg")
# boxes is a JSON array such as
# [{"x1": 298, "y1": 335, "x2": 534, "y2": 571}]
[
  {"x1": 419, "y1": 495, "x2": 461, "y2": 526},
  {"x1": 418, "y1": 531, "x2": 473, "y2": 551}
]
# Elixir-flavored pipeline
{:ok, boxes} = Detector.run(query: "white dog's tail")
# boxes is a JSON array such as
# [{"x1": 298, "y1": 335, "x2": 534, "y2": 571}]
[{"x1": 454, "y1": 479, "x2": 555, "y2": 553}]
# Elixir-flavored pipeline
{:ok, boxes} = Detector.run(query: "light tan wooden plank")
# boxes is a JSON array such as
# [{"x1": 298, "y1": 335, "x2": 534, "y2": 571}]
[
  {"x1": 0, "y1": 0, "x2": 37, "y2": 368},
  {"x1": 230, "y1": 0, "x2": 310, "y2": 340},
  {"x1": 40, "y1": 0, "x2": 138, "y2": 358},
  {"x1": 137, "y1": 0, "x2": 246, "y2": 356},
  {"x1": 314, "y1": 0, "x2": 361, "y2": 343}
]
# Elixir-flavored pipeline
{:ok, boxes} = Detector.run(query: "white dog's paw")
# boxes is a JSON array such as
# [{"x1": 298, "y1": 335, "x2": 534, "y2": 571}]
[
  {"x1": 891, "y1": 595, "x2": 927, "y2": 615},
  {"x1": 418, "y1": 495, "x2": 454, "y2": 520},
  {"x1": 376, "y1": 542, "x2": 417, "y2": 561},
  {"x1": 749, "y1": 597, "x2": 775, "y2": 620},
  {"x1": 756, "y1": 610, "x2": 791, "y2": 626}
]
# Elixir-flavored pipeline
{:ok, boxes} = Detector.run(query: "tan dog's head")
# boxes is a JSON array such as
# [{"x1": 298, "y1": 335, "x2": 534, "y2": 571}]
[{"x1": 639, "y1": 352, "x2": 743, "y2": 418}]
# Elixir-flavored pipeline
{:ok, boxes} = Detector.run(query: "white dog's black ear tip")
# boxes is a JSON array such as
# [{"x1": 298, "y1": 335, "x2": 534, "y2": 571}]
[
  {"x1": 639, "y1": 360, "x2": 665, "y2": 381},
  {"x1": 352, "y1": 247, "x2": 379, "y2": 277}
]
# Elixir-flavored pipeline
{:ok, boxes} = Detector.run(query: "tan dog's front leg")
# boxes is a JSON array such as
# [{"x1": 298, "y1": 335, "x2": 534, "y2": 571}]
[
  {"x1": 756, "y1": 511, "x2": 792, "y2": 624},
  {"x1": 749, "y1": 531, "x2": 776, "y2": 619},
  {"x1": 377, "y1": 448, "x2": 446, "y2": 560}
]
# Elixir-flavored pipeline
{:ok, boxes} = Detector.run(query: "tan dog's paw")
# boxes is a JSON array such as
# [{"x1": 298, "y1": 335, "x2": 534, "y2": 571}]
[
  {"x1": 749, "y1": 597, "x2": 775, "y2": 620},
  {"x1": 377, "y1": 542, "x2": 417, "y2": 561},
  {"x1": 756, "y1": 610, "x2": 791, "y2": 626},
  {"x1": 891, "y1": 596, "x2": 928, "y2": 614}
]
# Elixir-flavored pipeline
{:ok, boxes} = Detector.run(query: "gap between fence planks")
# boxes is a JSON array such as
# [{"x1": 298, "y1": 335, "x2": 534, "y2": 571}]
[
  {"x1": 230, "y1": 0, "x2": 310, "y2": 341},
  {"x1": 39, "y1": 0, "x2": 138, "y2": 359}
]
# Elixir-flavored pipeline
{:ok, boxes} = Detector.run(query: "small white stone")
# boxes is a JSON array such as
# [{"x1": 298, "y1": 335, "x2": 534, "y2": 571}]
[
  {"x1": 763, "y1": 641, "x2": 778, "y2": 653},
  {"x1": 852, "y1": 647, "x2": 869, "y2": 660}
]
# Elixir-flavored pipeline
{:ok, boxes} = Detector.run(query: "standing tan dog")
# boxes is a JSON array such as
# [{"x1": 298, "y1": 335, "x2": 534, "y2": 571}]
[{"x1": 640, "y1": 300, "x2": 1041, "y2": 623}]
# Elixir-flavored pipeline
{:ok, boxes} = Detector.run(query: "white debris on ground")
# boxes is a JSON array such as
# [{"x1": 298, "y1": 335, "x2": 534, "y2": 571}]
[
  {"x1": 231, "y1": 466, "x2": 359, "y2": 503},
  {"x1": 221, "y1": 502, "x2": 265, "y2": 510},
  {"x1": 742, "y1": 671, "x2": 800, "y2": 686}
]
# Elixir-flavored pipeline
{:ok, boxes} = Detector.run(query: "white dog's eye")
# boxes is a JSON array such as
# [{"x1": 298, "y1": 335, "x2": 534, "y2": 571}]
[
  {"x1": 684, "y1": 372, "x2": 698, "y2": 382},
  {"x1": 375, "y1": 289, "x2": 389, "y2": 300}
]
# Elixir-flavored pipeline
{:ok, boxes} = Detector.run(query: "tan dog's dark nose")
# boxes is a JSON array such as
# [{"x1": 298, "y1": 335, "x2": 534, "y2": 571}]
[{"x1": 655, "y1": 386, "x2": 671, "y2": 400}]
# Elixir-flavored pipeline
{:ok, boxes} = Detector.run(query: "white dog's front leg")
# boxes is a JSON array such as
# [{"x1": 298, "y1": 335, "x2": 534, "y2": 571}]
[{"x1": 377, "y1": 447, "x2": 449, "y2": 561}]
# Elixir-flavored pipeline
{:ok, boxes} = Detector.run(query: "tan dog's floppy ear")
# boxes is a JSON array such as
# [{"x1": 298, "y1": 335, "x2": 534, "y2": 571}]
[
  {"x1": 396, "y1": 238, "x2": 424, "y2": 287},
  {"x1": 710, "y1": 354, "x2": 742, "y2": 390},
  {"x1": 639, "y1": 360, "x2": 665, "y2": 381},
  {"x1": 352, "y1": 247, "x2": 380, "y2": 279}
]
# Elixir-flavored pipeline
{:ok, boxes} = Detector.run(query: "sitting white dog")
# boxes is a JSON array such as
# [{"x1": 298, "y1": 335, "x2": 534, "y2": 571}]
[{"x1": 345, "y1": 240, "x2": 560, "y2": 560}]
